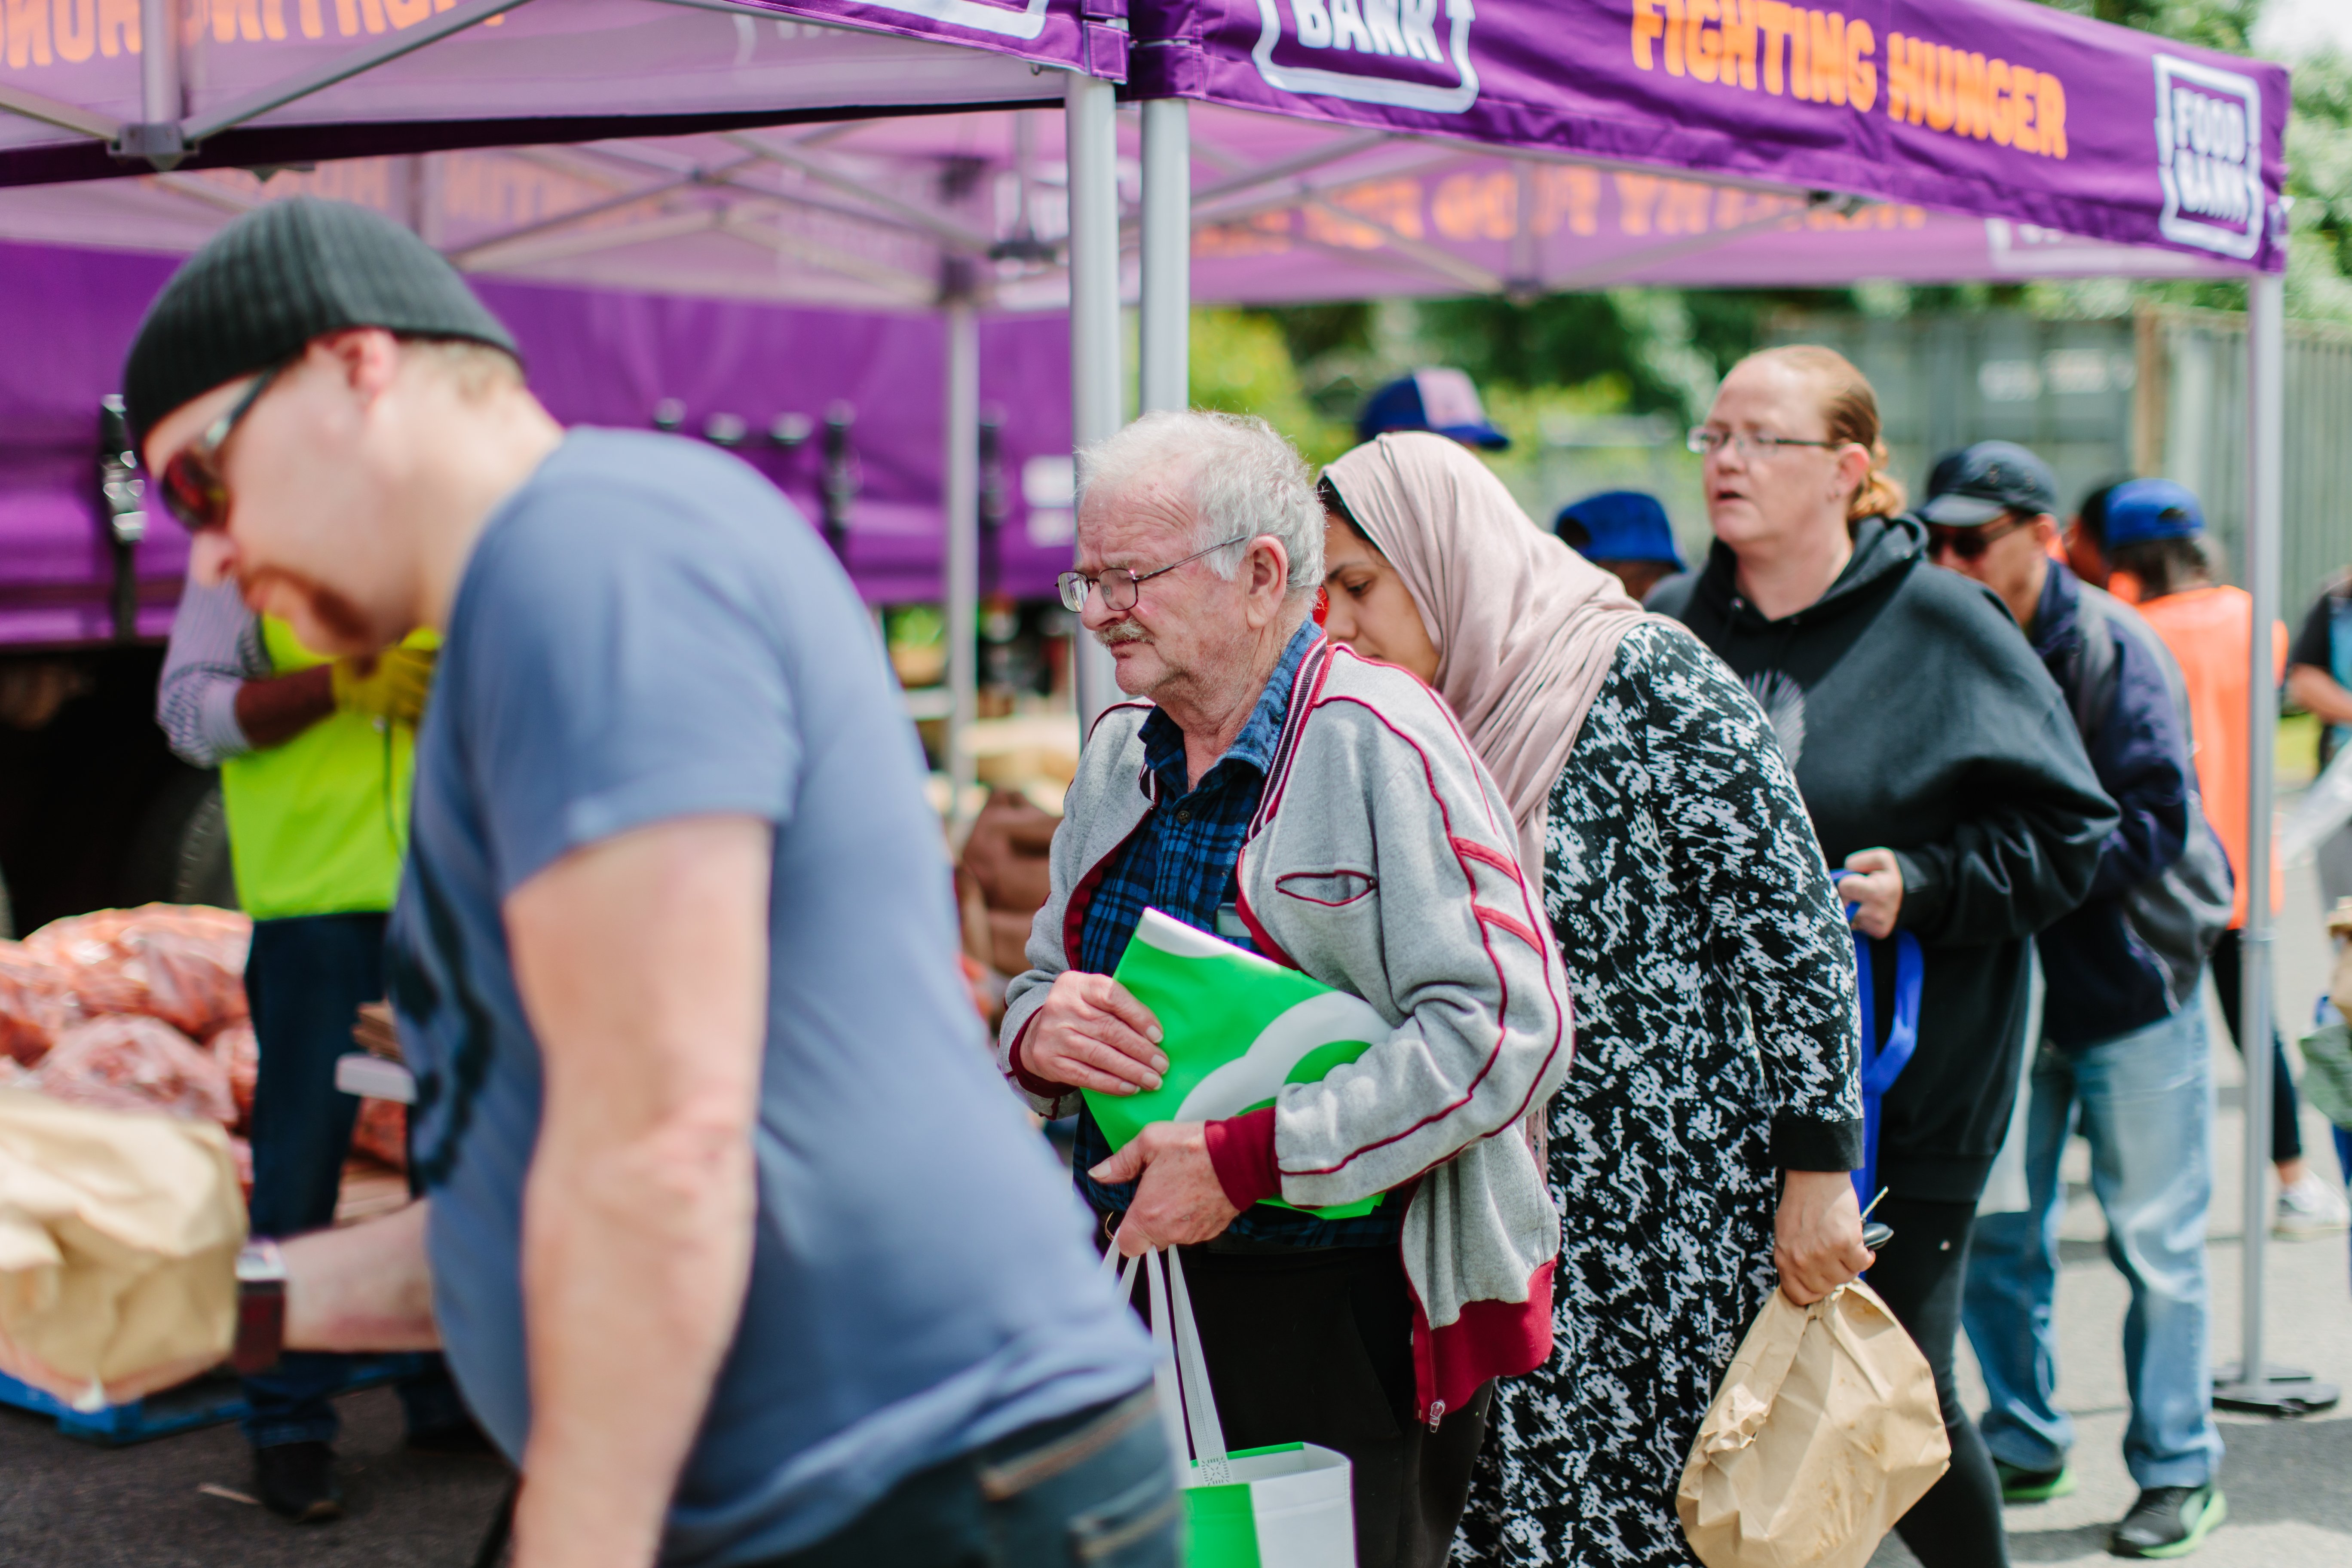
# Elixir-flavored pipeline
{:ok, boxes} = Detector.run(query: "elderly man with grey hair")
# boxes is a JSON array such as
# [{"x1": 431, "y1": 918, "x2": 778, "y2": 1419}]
[{"x1": 998, "y1": 410, "x2": 1572, "y2": 1568}]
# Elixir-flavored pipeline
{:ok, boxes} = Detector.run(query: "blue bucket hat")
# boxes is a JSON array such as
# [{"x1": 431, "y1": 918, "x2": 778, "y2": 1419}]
[
  {"x1": 2103, "y1": 478, "x2": 2205, "y2": 547},
  {"x1": 1357, "y1": 368, "x2": 1509, "y2": 450},
  {"x1": 1555, "y1": 490, "x2": 1684, "y2": 568}
]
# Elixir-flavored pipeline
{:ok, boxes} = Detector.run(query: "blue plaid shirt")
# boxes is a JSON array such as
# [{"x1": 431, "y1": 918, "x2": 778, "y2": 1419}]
[{"x1": 1069, "y1": 619, "x2": 1403, "y2": 1249}]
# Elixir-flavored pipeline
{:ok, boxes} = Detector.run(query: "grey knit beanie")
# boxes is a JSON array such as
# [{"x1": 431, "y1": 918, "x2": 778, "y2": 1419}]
[{"x1": 124, "y1": 197, "x2": 519, "y2": 444}]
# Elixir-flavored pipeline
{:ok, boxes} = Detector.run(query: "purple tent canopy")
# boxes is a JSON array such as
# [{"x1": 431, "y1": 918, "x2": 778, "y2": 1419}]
[
  {"x1": 1130, "y1": 0, "x2": 2288, "y2": 274},
  {"x1": 0, "y1": 0, "x2": 1122, "y2": 184},
  {"x1": 0, "y1": 239, "x2": 1073, "y2": 643}
]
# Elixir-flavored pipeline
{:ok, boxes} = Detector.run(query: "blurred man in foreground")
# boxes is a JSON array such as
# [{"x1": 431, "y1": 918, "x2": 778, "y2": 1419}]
[{"x1": 120, "y1": 198, "x2": 1167, "y2": 1568}]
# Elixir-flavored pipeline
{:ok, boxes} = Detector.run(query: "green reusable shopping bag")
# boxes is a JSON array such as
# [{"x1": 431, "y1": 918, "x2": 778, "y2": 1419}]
[
  {"x1": 1087, "y1": 907, "x2": 1393, "y2": 1219},
  {"x1": 1110, "y1": 1246, "x2": 1357, "y2": 1568}
]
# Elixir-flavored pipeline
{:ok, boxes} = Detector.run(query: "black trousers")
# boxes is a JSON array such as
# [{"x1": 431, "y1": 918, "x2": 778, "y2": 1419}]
[
  {"x1": 1867, "y1": 1195, "x2": 2011, "y2": 1568},
  {"x1": 2211, "y1": 928, "x2": 2306, "y2": 1164},
  {"x1": 242, "y1": 914, "x2": 463, "y2": 1449},
  {"x1": 1126, "y1": 1238, "x2": 1487, "y2": 1568}
]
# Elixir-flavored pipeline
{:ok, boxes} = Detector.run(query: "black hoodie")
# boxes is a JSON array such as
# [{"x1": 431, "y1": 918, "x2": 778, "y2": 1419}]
[{"x1": 1653, "y1": 516, "x2": 2117, "y2": 1201}]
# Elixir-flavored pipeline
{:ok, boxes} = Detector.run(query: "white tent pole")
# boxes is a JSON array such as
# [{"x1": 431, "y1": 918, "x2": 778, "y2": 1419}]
[
  {"x1": 139, "y1": 0, "x2": 181, "y2": 128},
  {"x1": 1065, "y1": 74, "x2": 1122, "y2": 729},
  {"x1": 944, "y1": 289, "x2": 981, "y2": 834},
  {"x1": 1139, "y1": 97, "x2": 1190, "y2": 416},
  {"x1": 2234, "y1": 270, "x2": 2285, "y2": 1396}
]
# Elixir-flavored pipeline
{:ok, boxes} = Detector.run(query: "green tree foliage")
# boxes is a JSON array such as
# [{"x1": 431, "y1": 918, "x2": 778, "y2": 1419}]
[
  {"x1": 1185, "y1": 309, "x2": 1353, "y2": 465},
  {"x1": 2032, "y1": 0, "x2": 2259, "y2": 53}
]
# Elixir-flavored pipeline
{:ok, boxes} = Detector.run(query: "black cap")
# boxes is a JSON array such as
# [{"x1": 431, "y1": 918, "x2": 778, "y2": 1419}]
[
  {"x1": 124, "y1": 197, "x2": 519, "y2": 445},
  {"x1": 1920, "y1": 441, "x2": 2059, "y2": 526}
]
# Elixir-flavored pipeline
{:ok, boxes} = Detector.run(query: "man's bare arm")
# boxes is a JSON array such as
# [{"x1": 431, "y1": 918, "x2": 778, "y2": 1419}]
[
  {"x1": 232, "y1": 665, "x2": 336, "y2": 747},
  {"x1": 2288, "y1": 665, "x2": 2352, "y2": 729},
  {"x1": 283, "y1": 1199, "x2": 441, "y2": 1351},
  {"x1": 504, "y1": 814, "x2": 772, "y2": 1568}
]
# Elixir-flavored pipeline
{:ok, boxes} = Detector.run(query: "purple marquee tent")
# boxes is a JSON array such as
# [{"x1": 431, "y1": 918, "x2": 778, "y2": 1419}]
[
  {"x1": 1127, "y1": 0, "x2": 2288, "y2": 270},
  {"x1": 0, "y1": 0, "x2": 1139, "y2": 818},
  {"x1": 0, "y1": 237, "x2": 1075, "y2": 642},
  {"x1": 0, "y1": 0, "x2": 1122, "y2": 182}
]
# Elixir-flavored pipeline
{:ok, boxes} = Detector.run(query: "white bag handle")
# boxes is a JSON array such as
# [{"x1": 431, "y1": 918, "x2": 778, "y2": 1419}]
[{"x1": 1102, "y1": 1242, "x2": 1232, "y2": 1487}]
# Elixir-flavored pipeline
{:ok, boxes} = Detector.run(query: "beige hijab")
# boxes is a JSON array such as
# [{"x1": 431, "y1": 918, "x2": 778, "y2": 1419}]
[{"x1": 1323, "y1": 432, "x2": 1656, "y2": 873}]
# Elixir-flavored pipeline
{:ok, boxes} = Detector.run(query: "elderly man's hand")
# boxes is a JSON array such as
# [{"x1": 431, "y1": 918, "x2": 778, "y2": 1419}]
[
  {"x1": 1092, "y1": 1122, "x2": 1240, "y2": 1255},
  {"x1": 1024, "y1": 971, "x2": 1168, "y2": 1096}
]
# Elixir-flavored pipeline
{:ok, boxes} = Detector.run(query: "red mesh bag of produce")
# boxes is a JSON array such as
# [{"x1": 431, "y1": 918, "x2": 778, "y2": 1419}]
[
  {"x1": 0, "y1": 942, "x2": 80, "y2": 1067},
  {"x1": 25, "y1": 906, "x2": 251, "y2": 1039},
  {"x1": 351, "y1": 1097, "x2": 407, "y2": 1172},
  {"x1": 30, "y1": 1015, "x2": 237, "y2": 1127},
  {"x1": 210, "y1": 1023, "x2": 258, "y2": 1131}
]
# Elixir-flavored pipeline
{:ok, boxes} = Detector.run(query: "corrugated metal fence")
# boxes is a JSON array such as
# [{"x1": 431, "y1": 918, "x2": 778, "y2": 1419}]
[{"x1": 2141, "y1": 307, "x2": 2352, "y2": 613}]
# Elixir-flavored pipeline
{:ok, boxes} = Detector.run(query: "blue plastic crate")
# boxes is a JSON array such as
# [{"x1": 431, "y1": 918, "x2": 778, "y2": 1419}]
[{"x1": 0, "y1": 1355, "x2": 420, "y2": 1445}]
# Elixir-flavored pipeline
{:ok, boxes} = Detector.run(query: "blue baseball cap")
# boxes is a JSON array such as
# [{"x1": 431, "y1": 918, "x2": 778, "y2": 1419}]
[
  {"x1": 2103, "y1": 478, "x2": 2205, "y2": 546},
  {"x1": 1555, "y1": 490, "x2": 1684, "y2": 568},
  {"x1": 1357, "y1": 368, "x2": 1510, "y2": 450}
]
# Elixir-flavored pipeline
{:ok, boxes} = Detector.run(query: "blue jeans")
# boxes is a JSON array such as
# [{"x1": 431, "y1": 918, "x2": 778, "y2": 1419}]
[
  {"x1": 242, "y1": 913, "x2": 464, "y2": 1449},
  {"x1": 756, "y1": 1387, "x2": 1177, "y2": 1568},
  {"x1": 1963, "y1": 1003, "x2": 2222, "y2": 1489}
]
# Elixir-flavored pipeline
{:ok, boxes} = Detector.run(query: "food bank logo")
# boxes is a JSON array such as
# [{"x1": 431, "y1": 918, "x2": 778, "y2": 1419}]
[
  {"x1": 2154, "y1": 55, "x2": 2262, "y2": 260},
  {"x1": 1251, "y1": 0, "x2": 1479, "y2": 114}
]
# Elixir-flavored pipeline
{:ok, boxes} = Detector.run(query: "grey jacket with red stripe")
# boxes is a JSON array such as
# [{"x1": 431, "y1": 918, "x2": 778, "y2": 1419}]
[{"x1": 998, "y1": 634, "x2": 1574, "y2": 1425}]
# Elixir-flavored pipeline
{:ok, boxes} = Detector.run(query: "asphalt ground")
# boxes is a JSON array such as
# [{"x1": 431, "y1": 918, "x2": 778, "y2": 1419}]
[
  {"x1": 1872, "y1": 848, "x2": 2352, "y2": 1567},
  {"x1": 1, "y1": 845, "x2": 2345, "y2": 1566},
  {"x1": 0, "y1": 1380, "x2": 512, "y2": 1567}
]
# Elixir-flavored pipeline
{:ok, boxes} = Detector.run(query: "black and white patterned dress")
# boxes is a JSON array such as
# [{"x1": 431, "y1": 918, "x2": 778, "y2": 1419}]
[{"x1": 1455, "y1": 621, "x2": 1862, "y2": 1568}]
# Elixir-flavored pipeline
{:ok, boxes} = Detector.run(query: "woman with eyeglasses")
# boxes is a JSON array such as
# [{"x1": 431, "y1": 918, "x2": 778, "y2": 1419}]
[
  {"x1": 1315, "y1": 432, "x2": 1871, "y2": 1568},
  {"x1": 1650, "y1": 346, "x2": 2115, "y2": 1568}
]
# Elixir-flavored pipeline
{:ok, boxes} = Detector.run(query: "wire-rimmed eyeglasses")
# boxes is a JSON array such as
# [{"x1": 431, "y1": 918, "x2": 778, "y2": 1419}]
[
  {"x1": 1057, "y1": 534, "x2": 1256, "y2": 614},
  {"x1": 1686, "y1": 427, "x2": 1840, "y2": 460}
]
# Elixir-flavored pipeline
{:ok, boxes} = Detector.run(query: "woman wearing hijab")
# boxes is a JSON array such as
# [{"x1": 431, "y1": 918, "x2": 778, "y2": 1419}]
[
  {"x1": 1651, "y1": 348, "x2": 2117, "y2": 1566},
  {"x1": 1317, "y1": 432, "x2": 1872, "y2": 1567}
]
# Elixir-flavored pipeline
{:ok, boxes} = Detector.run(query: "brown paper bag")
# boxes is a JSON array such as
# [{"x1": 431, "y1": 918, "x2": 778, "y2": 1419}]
[
  {"x1": 0, "y1": 1087, "x2": 245, "y2": 1411},
  {"x1": 1677, "y1": 1281, "x2": 1950, "y2": 1568}
]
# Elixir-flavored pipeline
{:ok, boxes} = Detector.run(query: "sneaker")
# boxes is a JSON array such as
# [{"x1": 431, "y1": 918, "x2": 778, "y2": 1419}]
[
  {"x1": 2274, "y1": 1171, "x2": 2351, "y2": 1239},
  {"x1": 253, "y1": 1439, "x2": 344, "y2": 1523},
  {"x1": 2110, "y1": 1484, "x2": 2226, "y2": 1559},
  {"x1": 1995, "y1": 1457, "x2": 2077, "y2": 1502}
]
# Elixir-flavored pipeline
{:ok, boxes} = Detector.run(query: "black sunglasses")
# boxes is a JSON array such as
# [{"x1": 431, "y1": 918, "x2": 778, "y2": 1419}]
[
  {"x1": 1925, "y1": 512, "x2": 2036, "y2": 562},
  {"x1": 157, "y1": 364, "x2": 285, "y2": 532}
]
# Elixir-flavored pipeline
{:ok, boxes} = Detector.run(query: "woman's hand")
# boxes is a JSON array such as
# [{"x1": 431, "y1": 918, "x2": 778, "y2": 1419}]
[
  {"x1": 1836, "y1": 848, "x2": 1904, "y2": 940},
  {"x1": 1023, "y1": 971, "x2": 1167, "y2": 1095},
  {"x1": 1774, "y1": 1170, "x2": 1874, "y2": 1305}
]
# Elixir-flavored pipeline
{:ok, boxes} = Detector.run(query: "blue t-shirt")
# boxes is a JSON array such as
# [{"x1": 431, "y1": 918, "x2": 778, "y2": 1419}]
[{"x1": 387, "y1": 430, "x2": 1150, "y2": 1566}]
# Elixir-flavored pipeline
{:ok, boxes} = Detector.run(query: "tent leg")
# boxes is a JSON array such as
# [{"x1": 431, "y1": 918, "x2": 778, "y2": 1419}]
[
  {"x1": 140, "y1": 0, "x2": 181, "y2": 123},
  {"x1": 944, "y1": 293, "x2": 980, "y2": 836},
  {"x1": 2215, "y1": 271, "x2": 2338, "y2": 1418},
  {"x1": 1139, "y1": 98, "x2": 1189, "y2": 416},
  {"x1": 1065, "y1": 72, "x2": 1122, "y2": 731}
]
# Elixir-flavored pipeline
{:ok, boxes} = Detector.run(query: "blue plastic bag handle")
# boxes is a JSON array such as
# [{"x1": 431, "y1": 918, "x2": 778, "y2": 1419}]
[{"x1": 1851, "y1": 928, "x2": 1924, "y2": 1208}]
